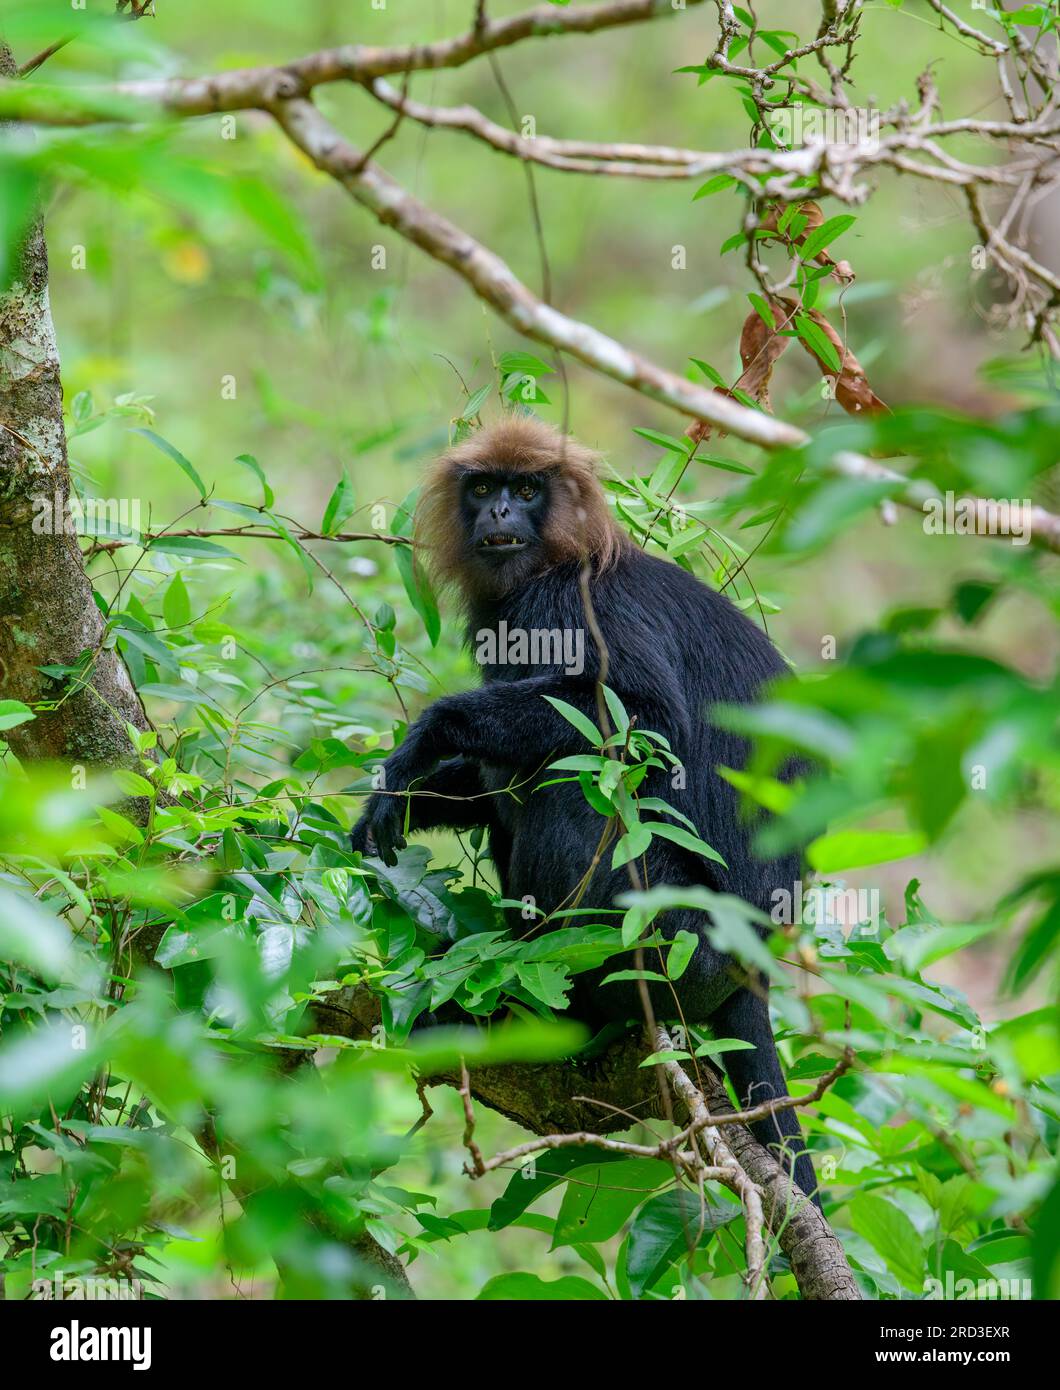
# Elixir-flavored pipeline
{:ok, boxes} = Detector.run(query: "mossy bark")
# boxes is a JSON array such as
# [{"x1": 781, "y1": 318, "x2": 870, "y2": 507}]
[{"x1": 0, "y1": 41, "x2": 148, "y2": 766}]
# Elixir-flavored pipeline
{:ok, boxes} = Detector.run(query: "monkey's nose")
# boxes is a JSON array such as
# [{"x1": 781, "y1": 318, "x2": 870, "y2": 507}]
[{"x1": 491, "y1": 502, "x2": 510, "y2": 520}]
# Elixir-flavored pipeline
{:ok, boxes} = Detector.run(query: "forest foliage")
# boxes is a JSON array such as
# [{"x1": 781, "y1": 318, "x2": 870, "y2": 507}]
[{"x1": 0, "y1": 0, "x2": 1058, "y2": 1301}]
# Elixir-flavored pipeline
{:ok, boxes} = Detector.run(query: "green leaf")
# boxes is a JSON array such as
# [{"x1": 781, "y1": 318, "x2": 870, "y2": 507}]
[
  {"x1": 497, "y1": 350, "x2": 554, "y2": 378},
  {"x1": 0, "y1": 885, "x2": 73, "y2": 980},
  {"x1": 321, "y1": 471, "x2": 356, "y2": 535},
  {"x1": 96, "y1": 805, "x2": 144, "y2": 846},
  {"x1": 666, "y1": 930, "x2": 699, "y2": 980},
  {"x1": 113, "y1": 769, "x2": 155, "y2": 798},
  {"x1": 694, "y1": 1037, "x2": 755, "y2": 1058},
  {"x1": 476, "y1": 1273, "x2": 606, "y2": 1300},
  {"x1": 234, "y1": 453, "x2": 274, "y2": 509},
  {"x1": 147, "y1": 536, "x2": 239, "y2": 559},
  {"x1": 542, "y1": 696, "x2": 602, "y2": 748},
  {"x1": 264, "y1": 510, "x2": 316, "y2": 593},
  {"x1": 799, "y1": 214, "x2": 856, "y2": 262},
  {"x1": 0, "y1": 1024, "x2": 99, "y2": 1117},
  {"x1": 697, "y1": 454, "x2": 756, "y2": 475},
  {"x1": 548, "y1": 755, "x2": 608, "y2": 773},
  {"x1": 690, "y1": 358, "x2": 728, "y2": 389},
  {"x1": 488, "y1": 1149, "x2": 630, "y2": 1231},
  {"x1": 794, "y1": 315, "x2": 842, "y2": 373},
  {"x1": 639, "y1": 1049, "x2": 690, "y2": 1066},
  {"x1": 514, "y1": 962, "x2": 571, "y2": 1009},
  {"x1": 598, "y1": 969, "x2": 670, "y2": 985},
  {"x1": 612, "y1": 823, "x2": 653, "y2": 870},
  {"x1": 1033, "y1": 1174, "x2": 1060, "y2": 1299},
  {"x1": 162, "y1": 572, "x2": 192, "y2": 630},
  {"x1": 132, "y1": 428, "x2": 205, "y2": 497},
  {"x1": 693, "y1": 174, "x2": 736, "y2": 199},
  {"x1": 626, "y1": 1188, "x2": 738, "y2": 1297},
  {"x1": 633, "y1": 427, "x2": 692, "y2": 456},
  {"x1": 849, "y1": 1193, "x2": 926, "y2": 1292},
  {"x1": 808, "y1": 829, "x2": 927, "y2": 873},
  {"x1": 0, "y1": 699, "x2": 35, "y2": 731},
  {"x1": 395, "y1": 542, "x2": 440, "y2": 647},
  {"x1": 458, "y1": 383, "x2": 492, "y2": 421},
  {"x1": 648, "y1": 821, "x2": 726, "y2": 866},
  {"x1": 553, "y1": 1159, "x2": 672, "y2": 1248},
  {"x1": 747, "y1": 292, "x2": 775, "y2": 329},
  {"x1": 602, "y1": 686, "x2": 630, "y2": 738}
]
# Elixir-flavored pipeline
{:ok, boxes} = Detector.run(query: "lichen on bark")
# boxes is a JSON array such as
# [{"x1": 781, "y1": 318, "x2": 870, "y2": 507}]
[{"x1": 0, "y1": 40, "x2": 148, "y2": 767}]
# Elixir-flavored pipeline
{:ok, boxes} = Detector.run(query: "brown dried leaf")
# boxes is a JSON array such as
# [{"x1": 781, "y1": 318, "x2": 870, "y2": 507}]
[
  {"x1": 775, "y1": 295, "x2": 888, "y2": 416},
  {"x1": 685, "y1": 306, "x2": 795, "y2": 444}
]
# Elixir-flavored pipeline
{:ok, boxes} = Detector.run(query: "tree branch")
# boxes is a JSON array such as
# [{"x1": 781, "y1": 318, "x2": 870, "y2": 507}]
[
  {"x1": 83, "y1": 524, "x2": 411, "y2": 559},
  {"x1": 272, "y1": 96, "x2": 807, "y2": 450},
  {"x1": 0, "y1": 0, "x2": 706, "y2": 123},
  {"x1": 314, "y1": 987, "x2": 862, "y2": 1300},
  {"x1": 363, "y1": 77, "x2": 1059, "y2": 194},
  {"x1": 272, "y1": 97, "x2": 1060, "y2": 555}
]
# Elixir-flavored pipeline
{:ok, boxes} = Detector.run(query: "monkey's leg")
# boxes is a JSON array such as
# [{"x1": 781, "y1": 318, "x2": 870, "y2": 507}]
[{"x1": 707, "y1": 986, "x2": 821, "y2": 1209}]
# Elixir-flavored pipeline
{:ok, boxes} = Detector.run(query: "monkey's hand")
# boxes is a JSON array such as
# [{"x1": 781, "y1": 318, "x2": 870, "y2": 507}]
[
  {"x1": 350, "y1": 789, "x2": 407, "y2": 866},
  {"x1": 350, "y1": 734, "x2": 434, "y2": 866}
]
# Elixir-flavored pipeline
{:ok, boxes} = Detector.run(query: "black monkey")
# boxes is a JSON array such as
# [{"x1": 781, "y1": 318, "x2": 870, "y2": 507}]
[{"x1": 351, "y1": 416, "x2": 818, "y2": 1203}]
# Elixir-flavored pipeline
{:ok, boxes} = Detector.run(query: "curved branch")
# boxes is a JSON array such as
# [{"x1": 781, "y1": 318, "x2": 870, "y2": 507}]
[
  {"x1": 0, "y1": 0, "x2": 706, "y2": 122},
  {"x1": 364, "y1": 78, "x2": 1057, "y2": 192},
  {"x1": 272, "y1": 97, "x2": 1060, "y2": 555},
  {"x1": 315, "y1": 987, "x2": 861, "y2": 1300},
  {"x1": 272, "y1": 96, "x2": 805, "y2": 450}
]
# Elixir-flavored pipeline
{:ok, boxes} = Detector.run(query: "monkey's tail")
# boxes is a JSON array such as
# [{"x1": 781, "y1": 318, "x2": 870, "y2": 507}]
[{"x1": 707, "y1": 986, "x2": 822, "y2": 1211}]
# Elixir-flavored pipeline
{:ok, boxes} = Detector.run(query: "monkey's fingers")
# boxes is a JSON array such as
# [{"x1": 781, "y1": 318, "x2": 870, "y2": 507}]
[
  {"x1": 349, "y1": 817, "x2": 374, "y2": 857},
  {"x1": 376, "y1": 826, "x2": 406, "y2": 866}
]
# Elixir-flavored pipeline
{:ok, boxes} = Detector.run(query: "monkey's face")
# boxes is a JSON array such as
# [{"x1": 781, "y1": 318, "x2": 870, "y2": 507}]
[{"x1": 459, "y1": 470, "x2": 551, "y2": 586}]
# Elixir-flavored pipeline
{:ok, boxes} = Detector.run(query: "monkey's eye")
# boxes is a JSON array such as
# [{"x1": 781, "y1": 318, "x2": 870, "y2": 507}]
[
  {"x1": 471, "y1": 481, "x2": 490, "y2": 497},
  {"x1": 516, "y1": 484, "x2": 537, "y2": 501}
]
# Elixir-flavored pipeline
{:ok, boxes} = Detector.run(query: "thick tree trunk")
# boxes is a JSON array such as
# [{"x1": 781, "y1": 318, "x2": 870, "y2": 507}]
[{"x1": 0, "y1": 41, "x2": 147, "y2": 766}]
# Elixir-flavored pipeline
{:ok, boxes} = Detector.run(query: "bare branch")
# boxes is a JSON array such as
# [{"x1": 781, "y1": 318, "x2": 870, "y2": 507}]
[
  {"x1": 83, "y1": 525, "x2": 410, "y2": 559},
  {"x1": 273, "y1": 98, "x2": 1060, "y2": 554},
  {"x1": 362, "y1": 77, "x2": 1060, "y2": 194},
  {"x1": 273, "y1": 96, "x2": 805, "y2": 450},
  {"x1": 1, "y1": 0, "x2": 706, "y2": 121}
]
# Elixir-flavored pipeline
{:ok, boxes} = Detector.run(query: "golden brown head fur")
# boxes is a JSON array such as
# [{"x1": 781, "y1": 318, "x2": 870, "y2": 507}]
[{"x1": 414, "y1": 414, "x2": 625, "y2": 597}]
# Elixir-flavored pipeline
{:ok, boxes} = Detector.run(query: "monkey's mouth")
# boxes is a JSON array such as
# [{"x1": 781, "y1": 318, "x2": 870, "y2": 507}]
[{"x1": 478, "y1": 532, "x2": 528, "y2": 550}]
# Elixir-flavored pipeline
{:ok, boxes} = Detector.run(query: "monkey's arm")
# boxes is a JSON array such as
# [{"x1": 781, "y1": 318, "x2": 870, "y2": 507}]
[
  {"x1": 350, "y1": 756, "x2": 494, "y2": 858},
  {"x1": 357, "y1": 675, "x2": 684, "y2": 863}
]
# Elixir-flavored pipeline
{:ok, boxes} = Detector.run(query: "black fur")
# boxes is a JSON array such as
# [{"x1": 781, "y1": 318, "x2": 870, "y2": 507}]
[{"x1": 352, "y1": 546, "x2": 818, "y2": 1204}]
